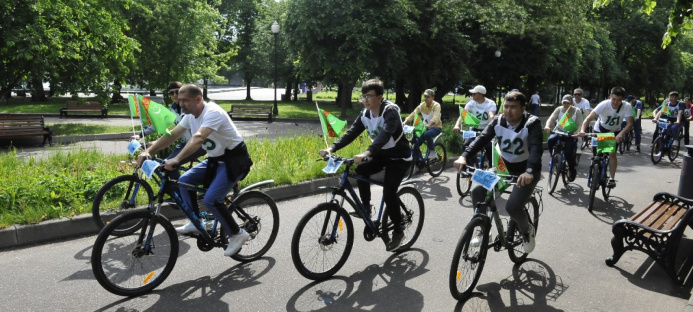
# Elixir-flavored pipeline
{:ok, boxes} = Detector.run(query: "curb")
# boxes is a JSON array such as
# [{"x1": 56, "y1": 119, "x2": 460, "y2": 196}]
[{"x1": 0, "y1": 176, "x2": 340, "y2": 250}]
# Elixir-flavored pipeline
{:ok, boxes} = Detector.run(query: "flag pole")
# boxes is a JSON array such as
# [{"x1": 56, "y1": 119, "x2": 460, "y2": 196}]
[{"x1": 316, "y1": 101, "x2": 328, "y2": 148}]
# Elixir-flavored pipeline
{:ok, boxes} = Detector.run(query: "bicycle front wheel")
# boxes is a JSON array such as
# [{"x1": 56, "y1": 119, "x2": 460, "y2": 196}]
[
  {"x1": 228, "y1": 191, "x2": 279, "y2": 262},
  {"x1": 547, "y1": 153, "x2": 561, "y2": 194},
  {"x1": 291, "y1": 203, "x2": 354, "y2": 280},
  {"x1": 91, "y1": 210, "x2": 179, "y2": 297},
  {"x1": 426, "y1": 142, "x2": 447, "y2": 177},
  {"x1": 92, "y1": 174, "x2": 154, "y2": 235},
  {"x1": 449, "y1": 216, "x2": 489, "y2": 301},
  {"x1": 456, "y1": 171, "x2": 472, "y2": 197},
  {"x1": 507, "y1": 197, "x2": 540, "y2": 264},
  {"x1": 668, "y1": 137, "x2": 681, "y2": 161},
  {"x1": 651, "y1": 137, "x2": 664, "y2": 164},
  {"x1": 587, "y1": 163, "x2": 600, "y2": 212},
  {"x1": 393, "y1": 186, "x2": 425, "y2": 251}
]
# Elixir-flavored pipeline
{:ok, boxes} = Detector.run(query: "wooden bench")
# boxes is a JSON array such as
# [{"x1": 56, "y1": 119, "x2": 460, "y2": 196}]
[
  {"x1": 59, "y1": 101, "x2": 108, "y2": 118},
  {"x1": 227, "y1": 104, "x2": 273, "y2": 123},
  {"x1": 606, "y1": 192, "x2": 693, "y2": 284},
  {"x1": 0, "y1": 116, "x2": 53, "y2": 145}
]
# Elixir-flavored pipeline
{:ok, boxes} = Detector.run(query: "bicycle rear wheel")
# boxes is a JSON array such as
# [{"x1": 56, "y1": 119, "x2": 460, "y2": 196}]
[
  {"x1": 291, "y1": 203, "x2": 354, "y2": 280},
  {"x1": 651, "y1": 137, "x2": 664, "y2": 164},
  {"x1": 588, "y1": 163, "x2": 600, "y2": 212},
  {"x1": 91, "y1": 210, "x2": 179, "y2": 297},
  {"x1": 449, "y1": 216, "x2": 489, "y2": 301},
  {"x1": 668, "y1": 137, "x2": 681, "y2": 161},
  {"x1": 405, "y1": 157, "x2": 416, "y2": 180},
  {"x1": 227, "y1": 191, "x2": 279, "y2": 262},
  {"x1": 92, "y1": 174, "x2": 154, "y2": 235},
  {"x1": 547, "y1": 153, "x2": 561, "y2": 194},
  {"x1": 456, "y1": 171, "x2": 472, "y2": 197},
  {"x1": 390, "y1": 186, "x2": 425, "y2": 251},
  {"x1": 507, "y1": 197, "x2": 540, "y2": 264},
  {"x1": 625, "y1": 131, "x2": 633, "y2": 151},
  {"x1": 426, "y1": 142, "x2": 447, "y2": 177}
]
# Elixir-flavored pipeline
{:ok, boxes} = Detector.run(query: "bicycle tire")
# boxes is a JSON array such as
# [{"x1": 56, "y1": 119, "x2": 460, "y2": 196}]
[
  {"x1": 291, "y1": 203, "x2": 354, "y2": 280},
  {"x1": 587, "y1": 163, "x2": 600, "y2": 212},
  {"x1": 388, "y1": 186, "x2": 425, "y2": 251},
  {"x1": 560, "y1": 158, "x2": 569, "y2": 186},
  {"x1": 456, "y1": 171, "x2": 473, "y2": 197},
  {"x1": 405, "y1": 158, "x2": 416, "y2": 180},
  {"x1": 651, "y1": 137, "x2": 664, "y2": 164},
  {"x1": 668, "y1": 137, "x2": 681, "y2": 162},
  {"x1": 618, "y1": 137, "x2": 625, "y2": 155},
  {"x1": 92, "y1": 174, "x2": 154, "y2": 235},
  {"x1": 601, "y1": 179, "x2": 611, "y2": 201},
  {"x1": 507, "y1": 197, "x2": 540, "y2": 264},
  {"x1": 226, "y1": 191, "x2": 280, "y2": 262},
  {"x1": 91, "y1": 210, "x2": 179, "y2": 297},
  {"x1": 449, "y1": 216, "x2": 489, "y2": 301},
  {"x1": 547, "y1": 153, "x2": 561, "y2": 194},
  {"x1": 625, "y1": 131, "x2": 633, "y2": 151},
  {"x1": 426, "y1": 142, "x2": 447, "y2": 177}
]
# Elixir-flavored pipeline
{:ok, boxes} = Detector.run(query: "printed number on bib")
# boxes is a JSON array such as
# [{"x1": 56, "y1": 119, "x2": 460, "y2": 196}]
[
  {"x1": 475, "y1": 112, "x2": 489, "y2": 121},
  {"x1": 604, "y1": 116, "x2": 620, "y2": 127},
  {"x1": 499, "y1": 137, "x2": 525, "y2": 155}
]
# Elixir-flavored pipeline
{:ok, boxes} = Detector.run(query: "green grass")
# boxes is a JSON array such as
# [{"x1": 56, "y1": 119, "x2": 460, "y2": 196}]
[{"x1": 47, "y1": 123, "x2": 133, "y2": 136}]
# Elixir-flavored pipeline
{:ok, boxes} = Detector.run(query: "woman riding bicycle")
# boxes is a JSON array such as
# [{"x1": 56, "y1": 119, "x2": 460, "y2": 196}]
[
  {"x1": 403, "y1": 89, "x2": 442, "y2": 168},
  {"x1": 544, "y1": 94, "x2": 583, "y2": 182},
  {"x1": 319, "y1": 78, "x2": 411, "y2": 252},
  {"x1": 453, "y1": 91, "x2": 544, "y2": 254}
]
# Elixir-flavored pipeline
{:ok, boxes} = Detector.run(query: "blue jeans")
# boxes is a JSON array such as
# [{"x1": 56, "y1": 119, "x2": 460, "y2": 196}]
[
  {"x1": 179, "y1": 159, "x2": 241, "y2": 235},
  {"x1": 413, "y1": 127, "x2": 442, "y2": 163},
  {"x1": 621, "y1": 119, "x2": 642, "y2": 146},
  {"x1": 531, "y1": 104, "x2": 540, "y2": 116}
]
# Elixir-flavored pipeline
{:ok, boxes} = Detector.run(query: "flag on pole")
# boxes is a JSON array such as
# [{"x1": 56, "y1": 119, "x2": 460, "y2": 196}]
[
  {"x1": 128, "y1": 94, "x2": 140, "y2": 117},
  {"x1": 596, "y1": 133, "x2": 616, "y2": 154},
  {"x1": 493, "y1": 143, "x2": 511, "y2": 193},
  {"x1": 317, "y1": 106, "x2": 346, "y2": 138},
  {"x1": 137, "y1": 94, "x2": 151, "y2": 127},
  {"x1": 141, "y1": 97, "x2": 178, "y2": 135},
  {"x1": 412, "y1": 111, "x2": 426, "y2": 137},
  {"x1": 459, "y1": 106, "x2": 481, "y2": 128},
  {"x1": 557, "y1": 110, "x2": 578, "y2": 132},
  {"x1": 661, "y1": 103, "x2": 669, "y2": 115}
]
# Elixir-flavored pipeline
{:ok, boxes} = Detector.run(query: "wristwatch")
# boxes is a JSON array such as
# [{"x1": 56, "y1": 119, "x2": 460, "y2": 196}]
[{"x1": 526, "y1": 168, "x2": 533, "y2": 174}]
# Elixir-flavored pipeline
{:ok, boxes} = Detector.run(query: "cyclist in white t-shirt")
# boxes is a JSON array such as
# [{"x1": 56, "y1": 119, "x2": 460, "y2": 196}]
[
  {"x1": 578, "y1": 87, "x2": 634, "y2": 188},
  {"x1": 453, "y1": 85, "x2": 496, "y2": 167},
  {"x1": 572, "y1": 88, "x2": 592, "y2": 117}
]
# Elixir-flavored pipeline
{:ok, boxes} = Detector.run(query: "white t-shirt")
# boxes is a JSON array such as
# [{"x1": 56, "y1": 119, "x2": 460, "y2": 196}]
[
  {"x1": 573, "y1": 98, "x2": 591, "y2": 113},
  {"x1": 530, "y1": 94, "x2": 540, "y2": 105},
  {"x1": 592, "y1": 99, "x2": 633, "y2": 132},
  {"x1": 464, "y1": 98, "x2": 497, "y2": 127},
  {"x1": 178, "y1": 102, "x2": 243, "y2": 157}
]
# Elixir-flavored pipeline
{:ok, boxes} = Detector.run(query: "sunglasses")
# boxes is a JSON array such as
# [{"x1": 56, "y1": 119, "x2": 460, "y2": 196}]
[
  {"x1": 573, "y1": 93, "x2": 582, "y2": 96},
  {"x1": 168, "y1": 90, "x2": 179, "y2": 96}
]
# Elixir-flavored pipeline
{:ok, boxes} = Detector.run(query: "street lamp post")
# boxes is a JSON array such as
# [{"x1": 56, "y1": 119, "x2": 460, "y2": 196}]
[{"x1": 271, "y1": 21, "x2": 280, "y2": 116}]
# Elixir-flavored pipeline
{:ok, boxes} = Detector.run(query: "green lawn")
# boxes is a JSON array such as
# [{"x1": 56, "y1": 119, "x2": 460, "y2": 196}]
[{"x1": 47, "y1": 123, "x2": 133, "y2": 136}]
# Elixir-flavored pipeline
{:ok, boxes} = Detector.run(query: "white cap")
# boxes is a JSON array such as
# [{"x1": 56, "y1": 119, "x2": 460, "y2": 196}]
[{"x1": 469, "y1": 85, "x2": 486, "y2": 95}]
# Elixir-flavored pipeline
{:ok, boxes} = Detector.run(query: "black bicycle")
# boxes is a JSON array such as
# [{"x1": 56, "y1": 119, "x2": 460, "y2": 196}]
[
  {"x1": 547, "y1": 130, "x2": 579, "y2": 194},
  {"x1": 585, "y1": 134, "x2": 614, "y2": 212},
  {"x1": 91, "y1": 159, "x2": 279, "y2": 296},
  {"x1": 291, "y1": 154, "x2": 425, "y2": 281},
  {"x1": 456, "y1": 129, "x2": 491, "y2": 197},
  {"x1": 404, "y1": 130, "x2": 447, "y2": 179},
  {"x1": 449, "y1": 167, "x2": 543, "y2": 301},
  {"x1": 651, "y1": 119, "x2": 682, "y2": 164}
]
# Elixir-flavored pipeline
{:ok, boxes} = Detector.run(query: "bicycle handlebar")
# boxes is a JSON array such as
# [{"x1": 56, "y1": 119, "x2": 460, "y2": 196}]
[{"x1": 459, "y1": 166, "x2": 519, "y2": 184}]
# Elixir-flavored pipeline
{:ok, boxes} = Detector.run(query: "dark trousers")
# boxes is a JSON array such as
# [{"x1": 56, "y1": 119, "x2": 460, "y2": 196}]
[
  {"x1": 470, "y1": 171, "x2": 540, "y2": 234},
  {"x1": 547, "y1": 134, "x2": 578, "y2": 173},
  {"x1": 413, "y1": 127, "x2": 442, "y2": 163},
  {"x1": 684, "y1": 121, "x2": 690, "y2": 145},
  {"x1": 355, "y1": 156, "x2": 410, "y2": 233}
]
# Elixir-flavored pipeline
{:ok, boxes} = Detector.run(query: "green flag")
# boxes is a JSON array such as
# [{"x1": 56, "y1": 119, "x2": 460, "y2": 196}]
[
  {"x1": 492, "y1": 143, "x2": 510, "y2": 193},
  {"x1": 412, "y1": 111, "x2": 426, "y2": 137},
  {"x1": 596, "y1": 133, "x2": 616, "y2": 154},
  {"x1": 558, "y1": 110, "x2": 578, "y2": 133},
  {"x1": 460, "y1": 106, "x2": 481, "y2": 128},
  {"x1": 318, "y1": 108, "x2": 346, "y2": 138},
  {"x1": 136, "y1": 94, "x2": 150, "y2": 127},
  {"x1": 127, "y1": 94, "x2": 140, "y2": 117},
  {"x1": 141, "y1": 97, "x2": 177, "y2": 135}
]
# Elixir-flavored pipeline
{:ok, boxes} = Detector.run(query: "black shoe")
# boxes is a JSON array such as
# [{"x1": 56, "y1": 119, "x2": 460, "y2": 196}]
[
  {"x1": 386, "y1": 232, "x2": 404, "y2": 252},
  {"x1": 636, "y1": 146, "x2": 640, "y2": 152},
  {"x1": 606, "y1": 179, "x2": 616, "y2": 188},
  {"x1": 349, "y1": 205, "x2": 373, "y2": 219},
  {"x1": 568, "y1": 169, "x2": 576, "y2": 182}
]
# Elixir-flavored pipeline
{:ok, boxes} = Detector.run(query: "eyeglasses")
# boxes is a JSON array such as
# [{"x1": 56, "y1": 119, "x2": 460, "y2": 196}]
[
  {"x1": 573, "y1": 93, "x2": 582, "y2": 96},
  {"x1": 360, "y1": 94, "x2": 376, "y2": 101},
  {"x1": 168, "y1": 90, "x2": 179, "y2": 96}
]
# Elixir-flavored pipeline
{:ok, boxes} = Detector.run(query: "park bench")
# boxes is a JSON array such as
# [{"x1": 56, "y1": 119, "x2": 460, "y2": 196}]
[
  {"x1": 606, "y1": 192, "x2": 693, "y2": 284},
  {"x1": 0, "y1": 116, "x2": 53, "y2": 145},
  {"x1": 59, "y1": 101, "x2": 108, "y2": 118},
  {"x1": 227, "y1": 104, "x2": 273, "y2": 123}
]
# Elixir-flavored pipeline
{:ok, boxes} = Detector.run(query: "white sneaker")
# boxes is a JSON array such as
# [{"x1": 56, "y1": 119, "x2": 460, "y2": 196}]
[
  {"x1": 522, "y1": 224, "x2": 536, "y2": 254},
  {"x1": 175, "y1": 221, "x2": 198, "y2": 234},
  {"x1": 224, "y1": 229, "x2": 250, "y2": 256},
  {"x1": 428, "y1": 150, "x2": 438, "y2": 160}
]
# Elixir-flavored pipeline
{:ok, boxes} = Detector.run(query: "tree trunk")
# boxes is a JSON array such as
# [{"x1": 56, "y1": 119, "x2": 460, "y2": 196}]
[
  {"x1": 245, "y1": 76, "x2": 252, "y2": 100},
  {"x1": 406, "y1": 86, "x2": 424, "y2": 112},
  {"x1": 395, "y1": 78, "x2": 407, "y2": 107},
  {"x1": 111, "y1": 80, "x2": 124, "y2": 103},
  {"x1": 337, "y1": 81, "x2": 356, "y2": 119},
  {"x1": 30, "y1": 79, "x2": 47, "y2": 102},
  {"x1": 149, "y1": 89, "x2": 156, "y2": 97},
  {"x1": 203, "y1": 78, "x2": 209, "y2": 100}
]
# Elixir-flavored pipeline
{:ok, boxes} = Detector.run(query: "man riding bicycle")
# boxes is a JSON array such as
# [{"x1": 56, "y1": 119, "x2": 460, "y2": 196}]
[
  {"x1": 453, "y1": 85, "x2": 497, "y2": 168},
  {"x1": 319, "y1": 78, "x2": 411, "y2": 252},
  {"x1": 579, "y1": 86, "x2": 634, "y2": 189},
  {"x1": 136, "y1": 84, "x2": 253, "y2": 257},
  {"x1": 403, "y1": 89, "x2": 442, "y2": 168},
  {"x1": 453, "y1": 91, "x2": 543, "y2": 253},
  {"x1": 545, "y1": 94, "x2": 583, "y2": 182},
  {"x1": 652, "y1": 91, "x2": 686, "y2": 143}
]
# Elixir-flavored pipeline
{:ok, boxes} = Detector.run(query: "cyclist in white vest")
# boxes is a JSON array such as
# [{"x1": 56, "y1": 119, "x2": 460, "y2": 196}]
[
  {"x1": 320, "y1": 79, "x2": 411, "y2": 252},
  {"x1": 453, "y1": 91, "x2": 544, "y2": 254}
]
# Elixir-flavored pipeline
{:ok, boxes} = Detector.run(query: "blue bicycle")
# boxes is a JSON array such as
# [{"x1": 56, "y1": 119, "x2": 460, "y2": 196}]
[
  {"x1": 586, "y1": 134, "x2": 614, "y2": 212},
  {"x1": 404, "y1": 130, "x2": 447, "y2": 179},
  {"x1": 456, "y1": 129, "x2": 491, "y2": 197},
  {"x1": 546, "y1": 130, "x2": 580, "y2": 194},
  {"x1": 91, "y1": 159, "x2": 279, "y2": 296},
  {"x1": 651, "y1": 119, "x2": 682, "y2": 164}
]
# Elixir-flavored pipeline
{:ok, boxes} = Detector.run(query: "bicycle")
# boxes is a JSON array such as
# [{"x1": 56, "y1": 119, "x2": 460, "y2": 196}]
[
  {"x1": 585, "y1": 134, "x2": 615, "y2": 212},
  {"x1": 91, "y1": 159, "x2": 279, "y2": 296},
  {"x1": 618, "y1": 124, "x2": 634, "y2": 155},
  {"x1": 651, "y1": 119, "x2": 682, "y2": 164},
  {"x1": 580, "y1": 123, "x2": 594, "y2": 150},
  {"x1": 456, "y1": 129, "x2": 491, "y2": 197},
  {"x1": 404, "y1": 128, "x2": 447, "y2": 179},
  {"x1": 290, "y1": 154, "x2": 425, "y2": 281},
  {"x1": 547, "y1": 130, "x2": 578, "y2": 194},
  {"x1": 449, "y1": 166, "x2": 543, "y2": 301}
]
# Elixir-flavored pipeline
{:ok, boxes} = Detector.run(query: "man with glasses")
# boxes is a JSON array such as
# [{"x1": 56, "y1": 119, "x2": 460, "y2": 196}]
[
  {"x1": 404, "y1": 89, "x2": 442, "y2": 167},
  {"x1": 319, "y1": 78, "x2": 411, "y2": 252},
  {"x1": 453, "y1": 85, "x2": 496, "y2": 167},
  {"x1": 572, "y1": 88, "x2": 591, "y2": 117}
]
